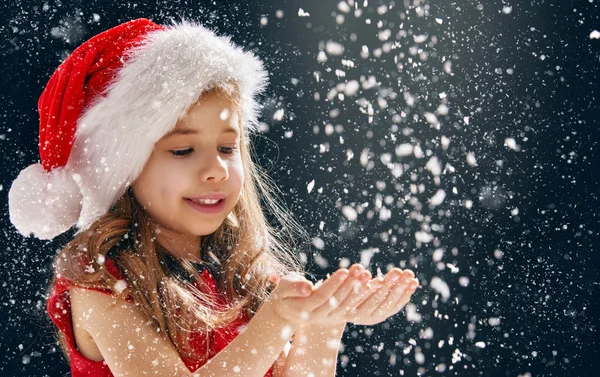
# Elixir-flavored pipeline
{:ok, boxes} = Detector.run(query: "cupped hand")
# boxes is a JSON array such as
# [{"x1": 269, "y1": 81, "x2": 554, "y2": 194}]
[
  {"x1": 346, "y1": 268, "x2": 419, "y2": 326},
  {"x1": 262, "y1": 265, "x2": 419, "y2": 328},
  {"x1": 299, "y1": 264, "x2": 373, "y2": 326},
  {"x1": 262, "y1": 269, "x2": 351, "y2": 325},
  {"x1": 299, "y1": 265, "x2": 420, "y2": 326}
]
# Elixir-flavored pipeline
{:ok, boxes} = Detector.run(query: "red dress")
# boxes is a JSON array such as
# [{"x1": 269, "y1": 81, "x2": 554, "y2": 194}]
[{"x1": 47, "y1": 258, "x2": 273, "y2": 376}]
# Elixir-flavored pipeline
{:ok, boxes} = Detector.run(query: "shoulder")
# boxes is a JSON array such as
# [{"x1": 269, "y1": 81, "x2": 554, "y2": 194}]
[
  {"x1": 69, "y1": 286, "x2": 192, "y2": 375},
  {"x1": 68, "y1": 255, "x2": 135, "y2": 330},
  {"x1": 67, "y1": 257, "x2": 134, "y2": 350},
  {"x1": 64, "y1": 256, "x2": 132, "y2": 301},
  {"x1": 69, "y1": 285, "x2": 121, "y2": 312},
  {"x1": 69, "y1": 286, "x2": 127, "y2": 337}
]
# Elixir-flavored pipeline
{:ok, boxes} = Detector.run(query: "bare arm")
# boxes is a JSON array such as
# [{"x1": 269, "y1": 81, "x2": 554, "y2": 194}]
[
  {"x1": 71, "y1": 288, "x2": 298, "y2": 377},
  {"x1": 70, "y1": 272, "x2": 349, "y2": 377},
  {"x1": 280, "y1": 322, "x2": 346, "y2": 377},
  {"x1": 196, "y1": 300, "x2": 297, "y2": 376},
  {"x1": 275, "y1": 264, "x2": 420, "y2": 377},
  {"x1": 274, "y1": 265, "x2": 369, "y2": 377}
]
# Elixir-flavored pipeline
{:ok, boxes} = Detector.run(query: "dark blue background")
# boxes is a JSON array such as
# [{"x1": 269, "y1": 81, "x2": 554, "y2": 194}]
[{"x1": 1, "y1": 0, "x2": 598, "y2": 376}]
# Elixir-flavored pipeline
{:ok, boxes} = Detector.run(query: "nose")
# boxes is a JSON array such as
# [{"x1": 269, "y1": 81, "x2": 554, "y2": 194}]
[{"x1": 198, "y1": 152, "x2": 229, "y2": 182}]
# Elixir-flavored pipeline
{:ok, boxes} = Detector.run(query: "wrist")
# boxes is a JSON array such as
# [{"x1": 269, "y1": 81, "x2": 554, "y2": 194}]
[
  {"x1": 286, "y1": 321, "x2": 345, "y2": 376},
  {"x1": 257, "y1": 299, "x2": 302, "y2": 336},
  {"x1": 298, "y1": 321, "x2": 346, "y2": 339}
]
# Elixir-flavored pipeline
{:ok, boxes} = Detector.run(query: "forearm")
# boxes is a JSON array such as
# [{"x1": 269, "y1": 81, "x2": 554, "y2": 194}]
[
  {"x1": 280, "y1": 322, "x2": 346, "y2": 377},
  {"x1": 193, "y1": 302, "x2": 297, "y2": 377}
]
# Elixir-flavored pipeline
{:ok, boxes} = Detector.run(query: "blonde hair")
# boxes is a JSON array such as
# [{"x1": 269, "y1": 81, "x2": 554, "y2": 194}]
[{"x1": 48, "y1": 84, "x2": 308, "y2": 363}]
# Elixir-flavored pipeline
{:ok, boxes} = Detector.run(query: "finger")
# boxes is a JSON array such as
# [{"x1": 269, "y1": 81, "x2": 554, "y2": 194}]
[
  {"x1": 389, "y1": 279, "x2": 419, "y2": 314},
  {"x1": 311, "y1": 265, "x2": 368, "y2": 317},
  {"x1": 356, "y1": 268, "x2": 372, "y2": 284},
  {"x1": 355, "y1": 270, "x2": 402, "y2": 315},
  {"x1": 304, "y1": 268, "x2": 350, "y2": 310},
  {"x1": 367, "y1": 277, "x2": 385, "y2": 290},
  {"x1": 371, "y1": 277, "x2": 417, "y2": 317},
  {"x1": 400, "y1": 268, "x2": 415, "y2": 279},
  {"x1": 340, "y1": 269, "x2": 374, "y2": 305},
  {"x1": 325, "y1": 264, "x2": 369, "y2": 304},
  {"x1": 328, "y1": 271, "x2": 374, "y2": 317},
  {"x1": 349, "y1": 274, "x2": 385, "y2": 306},
  {"x1": 272, "y1": 273, "x2": 313, "y2": 299},
  {"x1": 280, "y1": 270, "x2": 350, "y2": 320},
  {"x1": 340, "y1": 277, "x2": 384, "y2": 323}
]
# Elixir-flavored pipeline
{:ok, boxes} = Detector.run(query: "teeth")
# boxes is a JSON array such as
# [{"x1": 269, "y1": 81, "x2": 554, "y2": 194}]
[{"x1": 190, "y1": 198, "x2": 220, "y2": 205}]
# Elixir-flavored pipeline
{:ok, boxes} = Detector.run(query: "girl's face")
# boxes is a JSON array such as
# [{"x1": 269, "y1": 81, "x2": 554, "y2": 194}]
[{"x1": 132, "y1": 90, "x2": 244, "y2": 248}]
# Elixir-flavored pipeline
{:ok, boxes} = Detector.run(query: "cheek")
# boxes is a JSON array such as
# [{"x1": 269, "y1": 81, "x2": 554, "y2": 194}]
[
  {"x1": 135, "y1": 157, "x2": 180, "y2": 201},
  {"x1": 231, "y1": 161, "x2": 245, "y2": 191}
]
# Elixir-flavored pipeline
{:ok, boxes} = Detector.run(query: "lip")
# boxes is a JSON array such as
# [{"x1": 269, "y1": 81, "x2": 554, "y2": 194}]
[
  {"x1": 185, "y1": 197, "x2": 226, "y2": 214},
  {"x1": 186, "y1": 192, "x2": 227, "y2": 200}
]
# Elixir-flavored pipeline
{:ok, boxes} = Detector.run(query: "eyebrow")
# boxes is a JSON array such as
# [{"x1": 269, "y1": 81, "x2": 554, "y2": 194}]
[{"x1": 163, "y1": 126, "x2": 240, "y2": 138}]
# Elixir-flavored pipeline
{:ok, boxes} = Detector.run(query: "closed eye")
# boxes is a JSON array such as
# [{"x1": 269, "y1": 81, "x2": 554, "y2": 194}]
[
  {"x1": 170, "y1": 148, "x2": 193, "y2": 157},
  {"x1": 219, "y1": 146, "x2": 238, "y2": 155},
  {"x1": 170, "y1": 147, "x2": 238, "y2": 158}
]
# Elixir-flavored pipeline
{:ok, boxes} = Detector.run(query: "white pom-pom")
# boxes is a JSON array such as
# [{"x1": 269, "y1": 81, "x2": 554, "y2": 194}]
[{"x1": 8, "y1": 163, "x2": 83, "y2": 240}]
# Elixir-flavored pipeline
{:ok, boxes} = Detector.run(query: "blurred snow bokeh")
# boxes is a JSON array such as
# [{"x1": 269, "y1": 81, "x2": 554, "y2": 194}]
[{"x1": 1, "y1": 0, "x2": 598, "y2": 376}]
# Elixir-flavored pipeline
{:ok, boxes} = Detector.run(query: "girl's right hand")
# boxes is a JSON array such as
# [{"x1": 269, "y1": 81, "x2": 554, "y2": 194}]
[{"x1": 262, "y1": 269, "x2": 351, "y2": 325}]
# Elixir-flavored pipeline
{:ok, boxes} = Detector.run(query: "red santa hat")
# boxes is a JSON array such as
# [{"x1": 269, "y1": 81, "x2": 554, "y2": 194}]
[{"x1": 8, "y1": 18, "x2": 268, "y2": 240}]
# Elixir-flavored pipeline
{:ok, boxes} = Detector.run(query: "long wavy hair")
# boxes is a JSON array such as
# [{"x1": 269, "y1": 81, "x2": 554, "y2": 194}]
[{"x1": 47, "y1": 84, "x2": 308, "y2": 363}]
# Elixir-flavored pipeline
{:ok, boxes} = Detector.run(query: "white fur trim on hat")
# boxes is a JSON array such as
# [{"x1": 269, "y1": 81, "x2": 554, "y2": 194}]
[
  {"x1": 68, "y1": 20, "x2": 269, "y2": 234},
  {"x1": 8, "y1": 20, "x2": 269, "y2": 240},
  {"x1": 8, "y1": 163, "x2": 83, "y2": 239}
]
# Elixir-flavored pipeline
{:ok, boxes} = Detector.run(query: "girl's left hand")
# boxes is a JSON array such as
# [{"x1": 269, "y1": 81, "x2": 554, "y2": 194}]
[{"x1": 346, "y1": 268, "x2": 419, "y2": 326}]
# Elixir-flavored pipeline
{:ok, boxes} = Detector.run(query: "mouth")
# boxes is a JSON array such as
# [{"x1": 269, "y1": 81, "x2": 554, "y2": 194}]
[
  {"x1": 185, "y1": 198, "x2": 223, "y2": 205},
  {"x1": 184, "y1": 198, "x2": 226, "y2": 213}
]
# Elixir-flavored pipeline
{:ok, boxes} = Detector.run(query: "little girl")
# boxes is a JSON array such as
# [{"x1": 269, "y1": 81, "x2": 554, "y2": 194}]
[{"x1": 8, "y1": 18, "x2": 419, "y2": 377}]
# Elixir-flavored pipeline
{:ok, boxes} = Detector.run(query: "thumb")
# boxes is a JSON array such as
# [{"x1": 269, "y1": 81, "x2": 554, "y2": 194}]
[{"x1": 272, "y1": 273, "x2": 313, "y2": 299}]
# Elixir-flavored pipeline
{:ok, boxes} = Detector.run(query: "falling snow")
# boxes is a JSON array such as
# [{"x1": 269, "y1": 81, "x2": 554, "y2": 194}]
[{"x1": 2, "y1": 0, "x2": 598, "y2": 376}]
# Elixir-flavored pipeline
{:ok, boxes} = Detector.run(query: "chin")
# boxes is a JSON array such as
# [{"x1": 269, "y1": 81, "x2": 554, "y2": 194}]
[{"x1": 189, "y1": 223, "x2": 224, "y2": 236}]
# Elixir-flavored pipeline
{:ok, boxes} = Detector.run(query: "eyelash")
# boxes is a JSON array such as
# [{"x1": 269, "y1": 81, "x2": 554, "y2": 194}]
[{"x1": 170, "y1": 147, "x2": 238, "y2": 157}]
